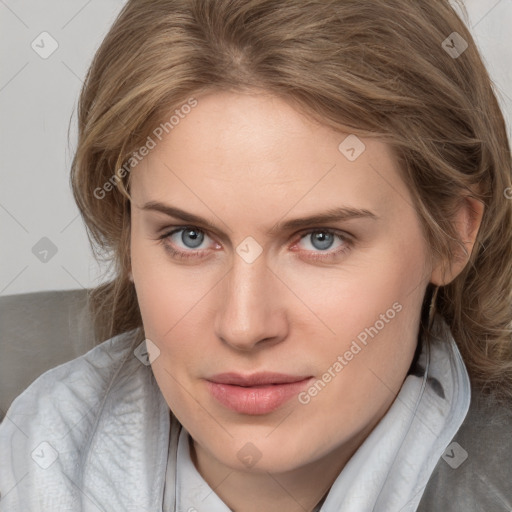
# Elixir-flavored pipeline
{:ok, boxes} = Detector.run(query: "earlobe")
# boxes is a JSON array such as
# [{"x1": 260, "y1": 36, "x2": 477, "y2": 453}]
[{"x1": 430, "y1": 194, "x2": 485, "y2": 286}]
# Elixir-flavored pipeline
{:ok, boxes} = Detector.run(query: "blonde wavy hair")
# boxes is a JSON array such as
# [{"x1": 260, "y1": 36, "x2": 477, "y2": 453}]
[{"x1": 70, "y1": 0, "x2": 512, "y2": 401}]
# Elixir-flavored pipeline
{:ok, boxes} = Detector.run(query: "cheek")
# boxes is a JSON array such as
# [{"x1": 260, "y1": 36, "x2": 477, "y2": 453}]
[
  {"x1": 130, "y1": 229, "x2": 202, "y2": 337},
  {"x1": 300, "y1": 303, "x2": 420, "y2": 447},
  {"x1": 306, "y1": 238, "x2": 426, "y2": 340},
  {"x1": 304, "y1": 241, "x2": 427, "y2": 412}
]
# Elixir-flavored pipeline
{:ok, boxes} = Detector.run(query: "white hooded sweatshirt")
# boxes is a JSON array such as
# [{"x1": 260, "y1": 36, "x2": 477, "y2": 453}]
[{"x1": 0, "y1": 313, "x2": 472, "y2": 511}]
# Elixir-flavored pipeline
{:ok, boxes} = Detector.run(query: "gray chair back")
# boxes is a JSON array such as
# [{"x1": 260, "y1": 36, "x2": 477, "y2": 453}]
[{"x1": 0, "y1": 289, "x2": 95, "y2": 422}]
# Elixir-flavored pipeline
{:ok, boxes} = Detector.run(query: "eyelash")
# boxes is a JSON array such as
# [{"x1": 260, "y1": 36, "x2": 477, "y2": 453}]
[{"x1": 156, "y1": 226, "x2": 354, "y2": 262}]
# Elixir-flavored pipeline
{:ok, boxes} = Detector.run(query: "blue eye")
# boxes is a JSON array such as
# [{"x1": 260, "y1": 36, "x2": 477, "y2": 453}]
[
  {"x1": 293, "y1": 229, "x2": 352, "y2": 261},
  {"x1": 157, "y1": 226, "x2": 353, "y2": 261},
  {"x1": 157, "y1": 227, "x2": 210, "y2": 260},
  {"x1": 299, "y1": 231, "x2": 338, "y2": 251},
  {"x1": 157, "y1": 226, "x2": 212, "y2": 260},
  {"x1": 174, "y1": 227, "x2": 205, "y2": 249}
]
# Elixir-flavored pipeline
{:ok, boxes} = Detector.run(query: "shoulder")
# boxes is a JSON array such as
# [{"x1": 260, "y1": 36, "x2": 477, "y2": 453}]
[
  {"x1": 0, "y1": 329, "x2": 141, "y2": 504},
  {"x1": 417, "y1": 384, "x2": 512, "y2": 511},
  {"x1": 2, "y1": 328, "x2": 139, "y2": 426}
]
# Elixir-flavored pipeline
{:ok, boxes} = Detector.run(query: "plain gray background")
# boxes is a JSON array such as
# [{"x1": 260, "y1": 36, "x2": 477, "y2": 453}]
[{"x1": 1, "y1": 0, "x2": 511, "y2": 296}]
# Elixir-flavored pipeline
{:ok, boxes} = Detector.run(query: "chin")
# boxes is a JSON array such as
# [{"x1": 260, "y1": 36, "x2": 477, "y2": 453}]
[{"x1": 202, "y1": 435, "x2": 314, "y2": 474}]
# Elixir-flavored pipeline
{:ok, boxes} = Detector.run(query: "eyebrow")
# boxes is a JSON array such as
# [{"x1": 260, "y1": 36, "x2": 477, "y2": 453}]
[{"x1": 140, "y1": 201, "x2": 378, "y2": 236}]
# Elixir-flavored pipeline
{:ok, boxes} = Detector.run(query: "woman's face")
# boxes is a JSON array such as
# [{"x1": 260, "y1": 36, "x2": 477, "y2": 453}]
[{"x1": 129, "y1": 90, "x2": 433, "y2": 474}]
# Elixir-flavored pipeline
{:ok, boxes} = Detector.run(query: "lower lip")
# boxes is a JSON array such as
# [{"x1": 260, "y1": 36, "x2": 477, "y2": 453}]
[{"x1": 206, "y1": 378, "x2": 313, "y2": 415}]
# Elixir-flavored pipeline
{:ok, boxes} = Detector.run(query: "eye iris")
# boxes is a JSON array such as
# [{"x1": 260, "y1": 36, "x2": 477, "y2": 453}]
[
  {"x1": 311, "y1": 232, "x2": 333, "y2": 251},
  {"x1": 182, "y1": 228, "x2": 204, "y2": 249}
]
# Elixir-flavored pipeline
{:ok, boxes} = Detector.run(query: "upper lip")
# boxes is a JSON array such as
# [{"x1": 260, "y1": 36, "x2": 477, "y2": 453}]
[{"x1": 207, "y1": 372, "x2": 312, "y2": 386}]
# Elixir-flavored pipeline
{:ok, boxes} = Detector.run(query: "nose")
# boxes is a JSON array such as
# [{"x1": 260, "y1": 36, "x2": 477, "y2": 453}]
[{"x1": 214, "y1": 253, "x2": 288, "y2": 352}]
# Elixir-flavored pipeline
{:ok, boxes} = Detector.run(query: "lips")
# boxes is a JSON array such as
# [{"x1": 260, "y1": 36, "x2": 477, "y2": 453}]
[
  {"x1": 207, "y1": 372, "x2": 311, "y2": 386},
  {"x1": 205, "y1": 372, "x2": 314, "y2": 415}
]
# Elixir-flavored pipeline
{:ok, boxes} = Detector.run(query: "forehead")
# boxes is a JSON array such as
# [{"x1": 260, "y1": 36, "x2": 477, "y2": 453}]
[{"x1": 130, "y1": 91, "x2": 409, "y2": 222}]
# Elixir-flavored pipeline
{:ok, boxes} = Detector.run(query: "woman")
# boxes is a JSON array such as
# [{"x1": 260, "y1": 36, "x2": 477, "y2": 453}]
[{"x1": 1, "y1": 0, "x2": 511, "y2": 510}]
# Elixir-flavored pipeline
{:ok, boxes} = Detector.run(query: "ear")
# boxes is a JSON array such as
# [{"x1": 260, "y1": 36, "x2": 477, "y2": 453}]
[
  {"x1": 128, "y1": 270, "x2": 134, "y2": 283},
  {"x1": 430, "y1": 192, "x2": 485, "y2": 286}
]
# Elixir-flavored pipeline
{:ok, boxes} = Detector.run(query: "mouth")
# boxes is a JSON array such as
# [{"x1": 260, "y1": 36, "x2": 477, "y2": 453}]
[{"x1": 205, "y1": 372, "x2": 314, "y2": 415}]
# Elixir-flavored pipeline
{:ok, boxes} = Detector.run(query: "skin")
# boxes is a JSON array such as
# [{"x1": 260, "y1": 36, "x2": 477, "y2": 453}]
[{"x1": 128, "y1": 90, "x2": 484, "y2": 512}]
